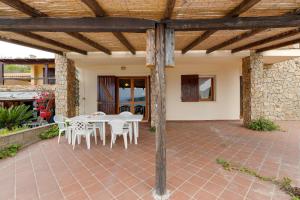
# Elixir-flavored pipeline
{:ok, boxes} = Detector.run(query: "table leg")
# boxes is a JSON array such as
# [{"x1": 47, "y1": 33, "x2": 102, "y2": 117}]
[
  {"x1": 133, "y1": 122, "x2": 138, "y2": 144},
  {"x1": 102, "y1": 122, "x2": 106, "y2": 146}
]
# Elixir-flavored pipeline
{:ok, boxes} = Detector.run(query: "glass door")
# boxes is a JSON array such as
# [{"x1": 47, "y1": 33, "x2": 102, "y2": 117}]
[{"x1": 117, "y1": 77, "x2": 148, "y2": 120}]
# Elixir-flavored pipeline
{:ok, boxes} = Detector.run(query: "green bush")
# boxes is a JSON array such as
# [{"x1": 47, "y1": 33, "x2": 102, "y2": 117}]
[
  {"x1": 0, "y1": 105, "x2": 34, "y2": 130},
  {"x1": 39, "y1": 125, "x2": 59, "y2": 140},
  {"x1": 248, "y1": 117, "x2": 279, "y2": 131},
  {"x1": 0, "y1": 126, "x2": 28, "y2": 136},
  {"x1": 0, "y1": 144, "x2": 21, "y2": 159}
]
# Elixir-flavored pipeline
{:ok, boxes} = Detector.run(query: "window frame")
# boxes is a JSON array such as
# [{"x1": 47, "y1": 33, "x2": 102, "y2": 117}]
[{"x1": 198, "y1": 76, "x2": 215, "y2": 101}]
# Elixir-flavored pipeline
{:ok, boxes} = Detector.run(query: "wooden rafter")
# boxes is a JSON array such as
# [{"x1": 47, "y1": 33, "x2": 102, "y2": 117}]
[
  {"x1": 67, "y1": 32, "x2": 111, "y2": 55},
  {"x1": 207, "y1": 9, "x2": 300, "y2": 54},
  {"x1": 163, "y1": 0, "x2": 176, "y2": 19},
  {"x1": 15, "y1": 32, "x2": 87, "y2": 55},
  {"x1": 0, "y1": 36, "x2": 63, "y2": 55},
  {"x1": 181, "y1": 0, "x2": 261, "y2": 54},
  {"x1": 206, "y1": 29, "x2": 265, "y2": 54},
  {"x1": 232, "y1": 28, "x2": 300, "y2": 53},
  {"x1": 80, "y1": 0, "x2": 136, "y2": 54},
  {"x1": 0, "y1": 0, "x2": 112, "y2": 54},
  {"x1": 256, "y1": 37, "x2": 300, "y2": 53}
]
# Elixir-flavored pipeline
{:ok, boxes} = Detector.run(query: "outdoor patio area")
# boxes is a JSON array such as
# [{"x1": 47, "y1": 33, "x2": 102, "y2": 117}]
[{"x1": 0, "y1": 121, "x2": 299, "y2": 200}]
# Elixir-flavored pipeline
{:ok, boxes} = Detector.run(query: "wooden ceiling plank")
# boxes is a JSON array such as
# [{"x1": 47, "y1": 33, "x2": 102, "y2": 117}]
[
  {"x1": 15, "y1": 32, "x2": 87, "y2": 55},
  {"x1": 163, "y1": 0, "x2": 176, "y2": 19},
  {"x1": 80, "y1": 0, "x2": 136, "y2": 54},
  {"x1": 256, "y1": 37, "x2": 300, "y2": 53},
  {"x1": 232, "y1": 28, "x2": 300, "y2": 53},
  {"x1": 0, "y1": 36, "x2": 63, "y2": 55},
  {"x1": 181, "y1": 0, "x2": 262, "y2": 54},
  {"x1": 67, "y1": 32, "x2": 111, "y2": 55}
]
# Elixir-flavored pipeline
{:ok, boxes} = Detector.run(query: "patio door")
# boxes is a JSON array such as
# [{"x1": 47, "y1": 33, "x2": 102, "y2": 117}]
[
  {"x1": 97, "y1": 76, "x2": 116, "y2": 114},
  {"x1": 117, "y1": 77, "x2": 149, "y2": 120}
]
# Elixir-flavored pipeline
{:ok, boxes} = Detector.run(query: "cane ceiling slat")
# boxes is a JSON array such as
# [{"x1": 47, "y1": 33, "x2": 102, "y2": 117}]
[
  {"x1": 241, "y1": 0, "x2": 300, "y2": 17},
  {"x1": 0, "y1": 31, "x2": 66, "y2": 52},
  {"x1": 225, "y1": 28, "x2": 297, "y2": 50},
  {"x1": 21, "y1": 0, "x2": 94, "y2": 17},
  {"x1": 80, "y1": 32, "x2": 127, "y2": 51},
  {"x1": 0, "y1": 2, "x2": 28, "y2": 17},
  {"x1": 0, "y1": 0, "x2": 299, "y2": 53},
  {"x1": 33, "y1": 32, "x2": 96, "y2": 51}
]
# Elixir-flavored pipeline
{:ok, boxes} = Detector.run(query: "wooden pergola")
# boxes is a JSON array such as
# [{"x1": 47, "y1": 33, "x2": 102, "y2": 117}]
[{"x1": 0, "y1": 0, "x2": 299, "y2": 198}]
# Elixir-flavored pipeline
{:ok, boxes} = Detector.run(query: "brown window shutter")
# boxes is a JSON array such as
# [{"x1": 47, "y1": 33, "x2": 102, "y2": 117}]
[{"x1": 181, "y1": 75, "x2": 199, "y2": 102}]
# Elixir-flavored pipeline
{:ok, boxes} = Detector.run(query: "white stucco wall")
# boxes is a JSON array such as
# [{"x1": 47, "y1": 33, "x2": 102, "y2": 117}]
[{"x1": 71, "y1": 53, "x2": 241, "y2": 120}]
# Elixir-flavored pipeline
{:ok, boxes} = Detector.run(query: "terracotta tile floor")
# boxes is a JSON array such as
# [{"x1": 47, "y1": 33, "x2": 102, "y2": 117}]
[{"x1": 0, "y1": 121, "x2": 300, "y2": 200}]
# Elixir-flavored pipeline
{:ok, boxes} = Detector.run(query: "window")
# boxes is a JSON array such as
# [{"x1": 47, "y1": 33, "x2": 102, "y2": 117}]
[
  {"x1": 181, "y1": 75, "x2": 215, "y2": 102},
  {"x1": 199, "y1": 77, "x2": 214, "y2": 101}
]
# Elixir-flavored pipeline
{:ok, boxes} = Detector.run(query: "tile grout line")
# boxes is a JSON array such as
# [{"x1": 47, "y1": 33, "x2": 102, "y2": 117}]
[{"x1": 28, "y1": 148, "x2": 41, "y2": 199}]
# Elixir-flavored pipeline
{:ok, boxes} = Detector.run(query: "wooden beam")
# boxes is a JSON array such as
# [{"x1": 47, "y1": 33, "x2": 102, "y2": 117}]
[
  {"x1": 181, "y1": 0, "x2": 261, "y2": 53},
  {"x1": 67, "y1": 33, "x2": 111, "y2": 55},
  {"x1": 154, "y1": 23, "x2": 167, "y2": 198},
  {"x1": 256, "y1": 37, "x2": 300, "y2": 53},
  {"x1": 232, "y1": 28, "x2": 300, "y2": 53},
  {"x1": 112, "y1": 32, "x2": 136, "y2": 55},
  {"x1": 0, "y1": 17, "x2": 156, "y2": 33},
  {"x1": 81, "y1": 0, "x2": 136, "y2": 54},
  {"x1": 0, "y1": 36, "x2": 63, "y2": 55},
  {"x1": 15, "y1": 32, "x2": 87, "y2": 55},
  {"x1": 166, "y1": 15, "x2": 300, "y2": 31},
  {"x1": 206, "y1": 29, "x2": 265, "y2": 54},
  {"x1": 0, "y1": 58, "x2": 54, "y2": 65},
  {"x1": 80, "y1": 0, "x2": 106, "y2": 17},
  {"x1": 0, "y1": 63, "x2": 4, "y2": 85},
  {"x1": 163, "y1": 0, "x2": 176, "y2": 19},
  {"x1": 146, "y1": 29, "x2": 155, "y2": 68},
  {"x1": 0, "y1": 0, "x2": 47, "y2": 17}
]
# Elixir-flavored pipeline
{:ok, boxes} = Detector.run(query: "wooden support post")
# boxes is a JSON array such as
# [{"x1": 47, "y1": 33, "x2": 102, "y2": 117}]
[
  {"x1": 165, "y1": 28, "x2": 175, "y2": 68},
  {"x1": 154, "y1": 23, "x2": 168, "y2": 199},
  {"x1": 0, "y1": 63, "x2": 4, "y2": 85},
  {"x1": 146, "y1": 29, "x2": 155, "y2": 68},
  {"x1": 44, "y1": 63, "x2": 49, "y2": 84}
]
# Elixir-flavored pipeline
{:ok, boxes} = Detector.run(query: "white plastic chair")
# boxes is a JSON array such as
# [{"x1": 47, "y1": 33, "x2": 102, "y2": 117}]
[
  {"x1": 92, "y1": 111, "x2": 106, "y2": 145},
  {"x1": 119, "y1": 111, "x2": 133, "y2": 143},
  {"x1": 54, "y1": 115, "x2": 70, "y2": 144},
  {"x1": 71, "y1": 120, "x2": 94, "y2": 150},
  {"x1": 108, "y1": 119, "x2": 129, "y2": 149}
]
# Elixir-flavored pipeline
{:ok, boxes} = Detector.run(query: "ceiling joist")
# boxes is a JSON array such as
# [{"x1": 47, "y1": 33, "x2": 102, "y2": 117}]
[
  {"x1": 0, "y1": 36, "x2": 63, "y2": 55},
  {"x1": 15, "y1": 32, "x2": 87, "y2": 55},
  {"x1": 232, "y1": 28, "x2": 300, "y2": 53},
  {"x1": 163, "y1": 0, "x2": 176, "y2": 20},
  {"x1": 80, "y1": 0, "x2": 136, "y2": 54},
  {"x1": 256, "y1": 37, "x2": 300, "y2": 53},
  {"x1": 181, "y1": 0, "x2": 262, "y2": 54}
]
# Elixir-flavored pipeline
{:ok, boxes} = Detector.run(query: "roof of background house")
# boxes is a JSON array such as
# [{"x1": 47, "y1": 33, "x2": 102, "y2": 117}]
[{"x1": 0, "y1": 91, "x2": 38, "y2": 101}]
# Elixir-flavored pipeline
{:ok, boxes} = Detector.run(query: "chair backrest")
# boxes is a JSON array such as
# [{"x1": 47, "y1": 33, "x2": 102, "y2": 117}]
[
  {"x1": 119, "y1": 111, "x2": 133, "y2": 116},
  {"x1": 93, "y1": 111, "x2": 106, "y2": 116},
  {"x1": 109, "y1": 119, "x2": 126, "y2": 135},
  {"x1": 70, "y1": 120, "x2": 88, "y2": 132},
  {"x1": 53, "y1": 115, "x2": 66, "y2": 130}
]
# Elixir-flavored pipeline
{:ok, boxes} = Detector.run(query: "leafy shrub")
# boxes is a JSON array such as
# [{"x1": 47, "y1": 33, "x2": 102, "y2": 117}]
[
  {"x1": 39, "y1": 125, "x2": 59, "y2": 140},
  {"x1": 248, "y1": 117, "x2": 279, "y2": 131},
  {"x1": 149, "y1": 126, "x2": 156, "y2": 133},
  {"x1": 0, "y1": 126, "x2": 28, "y2": 136},
  {"x1": 0, "y1": 144, "x2": 21, "y2": 159},
  {"x1": 0, "y1": 105, "x2": 34, "y2": 130}
]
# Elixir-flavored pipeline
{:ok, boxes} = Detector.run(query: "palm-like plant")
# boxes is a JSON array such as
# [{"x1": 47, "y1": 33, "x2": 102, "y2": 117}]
[{"x1": 0, "y1": 105, "x2": 34, "y2": 130}]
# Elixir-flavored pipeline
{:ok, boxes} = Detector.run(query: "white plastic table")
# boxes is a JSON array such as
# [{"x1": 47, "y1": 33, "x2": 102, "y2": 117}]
[{"x1": 69, "y1": 114, "x2": 143, "y2": 145}]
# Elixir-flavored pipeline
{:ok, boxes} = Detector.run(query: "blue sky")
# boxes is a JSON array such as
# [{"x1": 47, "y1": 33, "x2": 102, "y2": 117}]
[{"x1": 0, "y1": 41, "x2": 54, "y2": 58}]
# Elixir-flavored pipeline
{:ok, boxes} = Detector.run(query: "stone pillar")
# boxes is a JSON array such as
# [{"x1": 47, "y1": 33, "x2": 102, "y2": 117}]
[
  {"x1": 242, "y1": 52, "x2": 264, "y2": 126},
  {"x1": 55, "y1": 54, "x2": 77, "y2": 117}
]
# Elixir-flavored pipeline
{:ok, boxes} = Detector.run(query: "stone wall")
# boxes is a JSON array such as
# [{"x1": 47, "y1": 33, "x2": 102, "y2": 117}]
[
  {"x1": 0, "y1": 124, "x2": 52, "y2": 150},
  {"x1": 55, "y1": 55, "x2": 77, "y2": 117},
  {"x1": 263, "y1": 57, "x2": 300, "y2": 120},
  {"x1": 243, "y1": 54, "x2": 300, "y2": 125}
]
